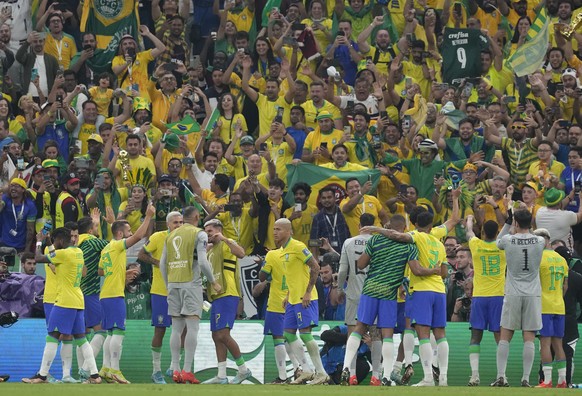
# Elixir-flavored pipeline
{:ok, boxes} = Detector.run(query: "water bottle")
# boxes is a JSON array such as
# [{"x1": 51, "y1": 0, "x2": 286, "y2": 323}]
[
  {"x1": 41, "y1": 220, "x2": 52, "y2": 236},
  {"x1": 572, "y1": 384, "x2": 581, "y2": 388}
]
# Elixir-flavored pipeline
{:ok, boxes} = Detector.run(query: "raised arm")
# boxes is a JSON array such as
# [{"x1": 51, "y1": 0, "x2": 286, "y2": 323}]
[
  {"x1": 126, "y1": 204, "x2": 155, "y2": 248},
  {"x1": 241, "y1": 56, "x2": 258, "y2": 103}
]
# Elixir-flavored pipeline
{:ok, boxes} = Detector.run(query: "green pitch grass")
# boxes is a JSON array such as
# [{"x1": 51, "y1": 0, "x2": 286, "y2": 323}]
[{"x1": 0, "y1": 384, "x2": 572, "y2": 395}]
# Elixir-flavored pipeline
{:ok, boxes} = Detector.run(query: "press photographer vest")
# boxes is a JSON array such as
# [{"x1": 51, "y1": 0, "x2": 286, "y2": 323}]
[
  {"x1": 165, "y1": 224, "x2": 201, "y2": 283},
  {"x1": 55, "y1": 191, "x2": 82, "y2": 228}
]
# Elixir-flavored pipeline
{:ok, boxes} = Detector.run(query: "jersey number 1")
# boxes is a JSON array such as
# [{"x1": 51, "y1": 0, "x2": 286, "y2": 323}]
[{"x1": 522, "y1": 249, "x2": 529, "y2": 271}]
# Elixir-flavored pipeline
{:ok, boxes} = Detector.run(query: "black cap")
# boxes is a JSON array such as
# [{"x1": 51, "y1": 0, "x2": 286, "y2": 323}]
[
  {"x1": 158, "y1": 174, "x2": 174, "y2": 183},
  {"x1": 61, "y1": 173, "x2": 80, "y2": 185}
]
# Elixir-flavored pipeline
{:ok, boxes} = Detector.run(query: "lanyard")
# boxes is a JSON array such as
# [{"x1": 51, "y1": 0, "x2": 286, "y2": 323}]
[
  {"x1": 54, "y1": 38, "x2": 63, "y2": 61},
  {"x1": 572, "y1": 170, "x2": 581, "y2": 190},
  {"x1": 513, "y1": 143, "x2": 524, "y2": 171},
  {"x1": 12, "y1": 201, "x2": 24, "y2": 226},
  {"x1": 325, "y1": 212, "x2": 337, "y2": 237},
  {"x1": 231, "y1": 215, "x2": 241, "y2": 239}
]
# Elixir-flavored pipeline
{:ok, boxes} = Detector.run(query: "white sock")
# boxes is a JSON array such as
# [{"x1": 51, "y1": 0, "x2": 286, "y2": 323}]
[
  {"x1": 284, "y1": 342, "x2": 300, "y2": 370},
  {"x1": 558, "y1": 363, "x2": 567, "y2": 383},
  {"x1": 469, "y1": 344, "x2": 480, "y2": 378},
  {"x1": 184, "y1": 319, "x2": 199, "y2": 373},
  {"x1": 371, "y1": 340, "x2": 382, "y2": 378},
  {"x1": 152, "y1": 347, "x2": 162, "y2": 373},
  {"x1": 39, "y1": 337, "x2": 59, "y2": 377},
  {"x1": 170, "y1": 318, "x2": 186, "y2": 371},
  {"x1": 496, "y1": 340, "x2": 510, "y2": 378},
  {"x1": 288, "y1": 339, "x2": 309, "y2": 370},
  {"x1": 78, "y1": 339, "x2": 98, "y2": 375},
  {"x1": 275, "y1": 342, "x2": 287, "y2": 380},
  {"x1": 76, "y1": 345, "x2": 85, "y2": 373},
  {"x1": 419, "y1": 339, "x2": 433, "y2": 381},
  {"x1": 393, "y1": 360, "x2": 403, "y2": 373},
  {"x1": 542, "y1": 364, "x2": 552, "y2": 384},
  {"x1": 430, "y1": 334, "x2": 438, "y2": 368},
  {"x1": 522, "y1": 341, "x2": 535, "y2": 382},
  {"x1": 342, "y1": 333, "x2": 361, "y2": 373},
  {"x1": 90, "y1": 332, "x2": 105, "y2": 357},
  {"x1": 437, "y1": 338, "x2": 449, "y2": 376},
  {"x1": 403, "y1": 330, "x2": 415, "y2": 365},
  {"x1": 303, "y1": 336, "x2": 325, "y2": 373},
  {"x1": 61, "y1": 340, "x2": 73, "y2": 378},
  {"x1": 217, "y1": 361, "x2": 227, "y2": 378},
  {"x1": 102, "y1": 334, "x2": 111, "y2": 369},
  {"x1": 382, "y1": 338, "x2": 395, "y2": 380},
  {"x1": 109, "y1": 333, "x2": 124, "y2": 371}
]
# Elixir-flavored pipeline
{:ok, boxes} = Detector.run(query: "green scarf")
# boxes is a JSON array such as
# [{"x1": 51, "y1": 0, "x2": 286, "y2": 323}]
[{"x1": 351, "y1": 133, "x2": 376, "y2": 164}]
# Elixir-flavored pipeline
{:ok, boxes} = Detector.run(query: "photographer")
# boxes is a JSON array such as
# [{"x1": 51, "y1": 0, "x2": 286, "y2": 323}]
[
  {"x1": 451, "y1": 278, "x2": 473, "y2": 323},
  {"x1": 153, "y1": 174, "x2": 182, "y2": 231},
  {"x1": 319, "y1": 256, "x2": 345, "y2": 321},
  {"x1": 446, "y1": 247, "x2": 474, "y2": 320}
]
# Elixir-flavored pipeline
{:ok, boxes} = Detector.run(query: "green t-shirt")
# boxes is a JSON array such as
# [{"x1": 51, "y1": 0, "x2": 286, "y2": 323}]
[{"x1": 440, "y1": 28, "x2": 488, "y2": 84}]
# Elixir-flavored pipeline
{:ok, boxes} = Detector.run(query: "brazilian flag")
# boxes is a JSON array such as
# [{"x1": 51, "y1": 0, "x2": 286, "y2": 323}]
[
  {"x1": 285, "y1": 163, "x2": 381, "y2": 207},
  {"x1": 80, "y1": 0, "x2": 141, "y2": 50},
  {"x1": 165, "y1": 115, "x2": 201, "y2": 135}
]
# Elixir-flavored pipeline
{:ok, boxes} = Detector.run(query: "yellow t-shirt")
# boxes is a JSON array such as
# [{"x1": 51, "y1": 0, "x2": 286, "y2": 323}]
[
  {"x1": 540, "y1": 249, "x2": 568, "y2": 315},
  {"x1": 256, "y1": 93, "x2": 291, "y2": 137},
  {"x1": 340, "y1": 195, "x2": 383, "y2": 237},
  {"x1": 44, "y1": 33, "x2": 77, "y2": 69},
  {"x1": 201, "y1": 189, "x2": 229, "y2": 212},
  {"x1": 408, "y1": 231, "x2": 446, "y2": 293},
  {"x1": 117, "y1": 201, "x2": 144, "y2": 233},
  {"x1": 267, "y1": 140, "x2": 294, "y2": 183},
  {"x1": 216, "y1": 208, "x2": 256, "y2": 255},
  {"x1": 528, "y1": 160, "x2": 565, "y2": 188},
  {"x1": 230, "y1": 155, "x2": 268, "y2": 181},
  {"x1": 265, "y1": 199, "x2": 283, "y2": 251},
  {"x1": 161, "y1": 149, "x2": 187, "y2": 179},
  {"x1": 228, "y1": 6, "x2": 254, "y2": 33},
  {"x1": 233, "y1": 171, "x2": 270, "y2": 191},
  {"x1": 48, "y1": 247, "x2": 84, "y2": 309},
  {"x1": 112, "y1": 50, "x2": 155, "y2": 100},
  {"x1": 218, "y1": 113, "x2": 248, "y2": 150},
  {"x1": 469, "y1": 236, "x2": 506, "y2": 297},
  {"x1": 301, "y1": 18, "x2": 333, "y2": 54},
  {"x1": 280, "y1": 237, "x2": 317, "y2": 305},
  {"x1": 377, "y1": 171, "x2": 410, "y2": 211},
  {"x1": 43, "y1": 250, "x2": 58, "y2": 304},
  {"x1": 78, "y1": 117, "x2": 114, "y2": 155},
  {"x1": 88, "y1": 87, "x2": 114, "y2": 117},
  {"x1": 319, "y1": 162, "x2": 367, "y2": 171},
  {"x1": 283, "y1": 204, "x2": 319, "y2": 246},
  {"x1": 143, "y1": 230, "x2": 169, "y2": 296},
  {"x1": 209, "y1": 241, "x2": 240, "y2": 298},
  {"x1": 261, "y1": 249, "x2": 288, "y2": 314},
  {"x1": 115, "y1": 155, "x2": 157, "y2": 187},
  {"x1": 303, "y1": 128, "x2": 344, "y2": 165},
  {"x1": 301, "y1": 100, "x2": 342, "y2": 131},
  {"x1": 99, "y1": 239, "x2": 127, "y2": 299}
]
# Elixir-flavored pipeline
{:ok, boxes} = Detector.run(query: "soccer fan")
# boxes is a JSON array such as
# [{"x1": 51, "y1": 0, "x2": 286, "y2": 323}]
[
  {"x1": 159, "y1": 208, "x2": 220, "y2": 384},
  {"x1": 203, "y1": 219, "x2": 249, "y2": 384},
  {"x1": 55, "y1": 174, "x2": 85, "y2": 228},
  {"x1": 23, "y1": 227, "x2": 101, "y2": 384},
  {"x1": 464, "y1": 216, "x2": 506, "y2": 386},
  {"x1": 340, "y1": 214, "x2": 420, "y2": 387},
  {"x1": 310, "y1": 186, "x2": 350, "y2": 257},
  {"x1": 98, "y1": 203, "x2": 155, "y2": 384},
  {"x1": 283, "y1": 182, "x2": 318, "y2": 247},
  {"x1": 273, "y1": 218, "x2": 329, "y2": 385},
  {"x1": 533, "y1": 228, "x2": 568, "y2": 388},
  {"x1": 492, "y1": 209, "x2": 545, "y2": 387},
  {"x1": 340, "y1": 177, "x2": 389, "y2": 237},
  {"x1": 0, "y1": 178, "x2": 36, "y2": 252},
  {"x1": 138, "y1": 211, "x2": 183, "y2": 384},
  {"x1": 336, "y1": 213, "x2": 376, "y2": 382}
]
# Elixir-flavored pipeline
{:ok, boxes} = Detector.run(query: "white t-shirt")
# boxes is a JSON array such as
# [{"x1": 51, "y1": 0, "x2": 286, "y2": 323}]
[
  {"x1": 535, "y1": 206, "x2": 579, "y2": 250},
  {"x1": 3, "y1": 0, "x2": 32, "y2": 53},
  {"x1": 28, "y1": 54, "x2": 48, "y2": 97},
  {"x1": 339, "y1": 94, "x2": 379, "y2": 118}
]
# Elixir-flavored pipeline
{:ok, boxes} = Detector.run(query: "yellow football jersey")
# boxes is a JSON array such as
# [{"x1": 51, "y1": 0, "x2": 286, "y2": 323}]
[
  {"x1": 144, "y1": 231, "x2": 169, "y2": 296},
  {"x1": 49, "y1": 247, "x2": 85, "y2": 309},
  {"x1": 540, "y1": 249, "x2": 568, "y2": 315},
  {"x1": 408, "y1": 231, "x2": 446, "y2": 293},
  {"x1": 99, "y1": 239, "x2": 127, "y2": 299},
  {"x1": 262, "y1": 249, "x2": 288, "y2": 314},
  {"x1": 281, "y1": 238, "x2": 317, "y2": 305}
]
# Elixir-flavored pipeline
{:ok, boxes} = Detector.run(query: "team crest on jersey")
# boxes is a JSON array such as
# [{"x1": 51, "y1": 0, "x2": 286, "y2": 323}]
[
  {"x1": 285, "y1": 253, "x2": 289, "y2": 261},
  {"x1": 157, "y1": 315, "x2": 164, "y2": 325},
  {"x1": 64, "y1": 42, "x2": 69, "y2": 48},
  {"x1": 278, "y1": 149, "x2": 284, "y2": 155},
  {"x1": 332, "y1": 139, "x2": 337, "y2": 144},
  {"x1": 302, "y1": 248, "x2": 310, "y2": 256}
]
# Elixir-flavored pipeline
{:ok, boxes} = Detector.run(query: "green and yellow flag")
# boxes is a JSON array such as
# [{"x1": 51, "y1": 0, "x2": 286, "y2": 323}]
[
  {"x1": 507, "y1": 7, "x2": 549, "y2": 77},
  {"x1": 284, "y1": 163, "x2": 380, "y2": 207},
  {"x1": 80, "y1": 0, "x2": 141, "y2": 50},
  {"x1": 165, "y1": 115, "x2": 201, "y2": 135}
]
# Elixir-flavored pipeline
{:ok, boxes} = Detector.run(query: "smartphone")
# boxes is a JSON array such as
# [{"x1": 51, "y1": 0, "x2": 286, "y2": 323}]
[
  {"x1": 165, "y1": 63, "x2": 178, "y2": 72},
  {"x1": 31, "y1": 68, "x2": 38, "y2": 81},
  {"x1": 366, "y1": 56, "x2": 372, "y2": 65},
  {"x1": 308, "y1": 239, "x2": 323, "y2": 247},
  {"x1": 274, "y1": 107, "x2": 284, "y2": 123},
  {"x1": 343, "y1": 126, "x2": 351, "y2": 134},
  {"x1": 453, "y1": 2, "x2": 462, "y2": 14},
  {"x1": 463, "y1": 82, "x2": 473, "y2": 97},
  {"x1": 119, "y1": 124, "x2": 130, "y2": 132},
  {"x1": 575, "y1": 181, "x2": 582, "y2": 194},
  {"x1": 159, "y1": 188, "x2": 172, "y2": 196},
  {"x1": 181, "y1": 157, "x2": 194, "y2": 165},
  {"x1": 83, "y1": 44, "x2": 92, "y2": 51},
  {"x1": 559, "y1": 120, "x2": 571, "y2": 128},
  {"x1": 346, "y1": 100, "x2": 355, "y2": 112},
  {"x1": 402, "y1": 115, "x2": 411, "y2": 129},
  {"x1": 320, "y1": 142, "x2": 328, "y2": 149},
  {"x1": 556, "y1": 83, "x2": 564, "y2": 91},
  {"x1": 43, "y1": 175, "x2": 51, "y2": 181},
  {"x1": 337, "y1": 31, "x2": 346, "y2": 37},
  {"x1": 292, "y1": 23, "x2": 306, "y2": 31},
  {"x1": 405, "y1": 77, "x2": 412, "y2": 88},
  {"x1": 56, "y1": 94, "x2": 63, "y2": 103},
  {"x1": 399, "y1": 184, "x2": 408, "y2": 194},
  {"x1": 504, "y1": 96, "x2": 516, "y2": 103},
  {"x1": 127, "y1": 47, "x2": 136, "y2": 58},
  {"x1": 406, "y1": 33, "x2": 413, "y2": 44},
  {"x1": 95, "y1": 174, "x2": 104, "y2": 189},
  {"x1": 75, "y1": 158, "x2": 90, "y2": 168},
  {"x1": 294, "y1": 203, "x2": 302, "y2": 212},
  {"x1": 379, "y1": 110, "x2": 388, "y2": 119},
  {"x1": 16, "y1": 157, "x2": 24, "y2": 170},
  {"x1": 224, "y1": 204, "x2": 239, "y2": 211},
  {"x1": 438, "y1": 83, "x2": 449, "y2": 90},
  {"x1": 74, "y1": 139, "x2": 82, "y2": 152},
  {"x1": 422, "y1": 51, "x2": 431, "y2": 60},
  {"x1": 435, "y1": 172, "x2": 443, "y2": 179},
  {"x1": 367, "y1": 174, "x2": 372, "y2": 183},
  {"x1": 259, "y1": 143, "x2": 268, "y2": 151}
]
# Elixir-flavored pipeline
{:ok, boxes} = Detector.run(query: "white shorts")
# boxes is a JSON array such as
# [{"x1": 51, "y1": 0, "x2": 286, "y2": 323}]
[
  {"x1": 500, "y1": 295, "x2": 542, "y2": 331},
  {"x1": 167, "y1": 287, "x2": 203, "y2": 317}
]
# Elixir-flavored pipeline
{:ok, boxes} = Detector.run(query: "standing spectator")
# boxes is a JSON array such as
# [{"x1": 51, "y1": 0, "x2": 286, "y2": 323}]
[
  {"x1": 535, "y1": 187, "x2": 582, "y2": 252},
  {"x1": 325, "y1": 21, "x2": 361, "y2": 86},
  {"x1": 69, "y1": 33, "x2": 103, "y2": 87},
  {"x1": 16, "y1": 31, "x2": 59, "y2": 101},
  {"x1": 0, "y1": 178, "x2": 36, "y2": 252},
  {"x1": 55, "y1": 173, "x2": 85, "y2": 228},
  {"x1": 157, "y1": 15, "x2": 190, "y2": 68},
  {"x1": 340, "y1": 177, "x2": 389, "y2": 237},
  {"x1": 310, "y1": 186, "x2": 350, "y2": 257},
  {"x1": 282, "y1": 182, "x2": 318, "y2": 247},
  {"x1": 42, "y1": 12, "x2": 77, "y2": 70}
]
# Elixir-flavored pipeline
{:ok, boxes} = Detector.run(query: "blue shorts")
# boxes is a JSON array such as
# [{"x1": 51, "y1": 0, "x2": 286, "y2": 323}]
[
  {"x1": 47, "y1": 306, "x2": 85, "y2": 335},
  {"x1": 356, "y1": 295, "x2": 397, "y2": 328},
  {"x1": 44, "y1": 303, "x2": 54, "y2": 327},
  {"x1": 151, "y1": 294, "x2": 171, "y2": 328},
  {"x1": 100, "y1": 297, "x2": 126, "y2": 331},
  {"x1": 284, "y1": 301, "x2": 319, "y2": 330},
  {"x1": 470, "y1": 296, "x2": 503, "y2": 332},
  {"x1": 539, "y1": 314, "x2": 565, "y2": 338},
  {"x1": 408, "y1": 291, "x2": 447, "y2": 328},
  {"x1": 264, "y1": 311, "x2": 285, "y2": 336},
  {"x1": 395, "y1": 302, "x2": 406, "y2": 334},
  {"x1": 84, "y1": 294, "x2": 102, "y2": 328},
  {"x1": 210, "y1": 295, "x2": 239, "y2": 332}
]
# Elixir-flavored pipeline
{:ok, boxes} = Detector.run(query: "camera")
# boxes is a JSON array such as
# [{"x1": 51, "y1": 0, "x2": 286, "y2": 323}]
[
  {"x1": 0, "y1": 311, "x2": 18, "y2": 328},
  {"x1": 308, "y1": 239, "x2": 323, "y2": 247},
  {"x1": 461, "y1": 297, "x2": 471, "y2": 308},
  {"x1": 0, "y1": 247, "x2": 17, "y2": 267},
  {"x1": 181, "y1": 157, "x2": 194, "y2": 165},
  {"x1": 454, "y1": 271, "x2": 465, "y2": 282}
]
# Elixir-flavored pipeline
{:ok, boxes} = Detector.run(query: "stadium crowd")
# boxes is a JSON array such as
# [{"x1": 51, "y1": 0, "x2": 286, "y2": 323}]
[{"x1": 1, "y1": 0, "x2": 582, "y2": 388}]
